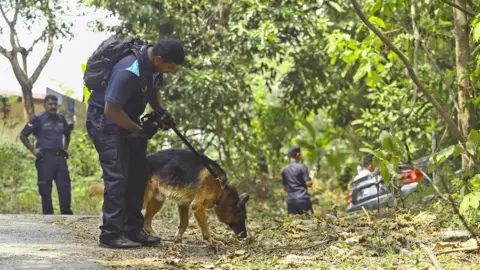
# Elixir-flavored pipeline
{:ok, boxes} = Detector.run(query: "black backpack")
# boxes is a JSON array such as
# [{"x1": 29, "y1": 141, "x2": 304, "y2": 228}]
[{"x1": 83, "y1": 34, "x2": 148, "y2": 93}]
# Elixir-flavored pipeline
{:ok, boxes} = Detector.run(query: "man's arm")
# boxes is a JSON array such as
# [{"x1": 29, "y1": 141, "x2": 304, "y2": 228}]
[
  {"x1": 19, "y1": 117, "x2": 40, "y2": 157},
  {"x1": 105, "y1": 102, "x2": 142, "y2": 132},
  {"x1": 104, "y1": 70, "x2": 143, "y2": 132},
  {"x1": 302, "y1": 165, "x2": 313, "y2": 188},
  {"x1": 281, "y1": 170, "x2": 288, "y2": 192},
  {"x1": 62, "y1": 116, "x2": 71, "y2": 151}
]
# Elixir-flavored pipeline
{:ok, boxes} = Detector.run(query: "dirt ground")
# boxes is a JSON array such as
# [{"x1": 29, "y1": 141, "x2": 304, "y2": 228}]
[{"x1": 58, "y1": 205, "x2": 480, "y2": 270}]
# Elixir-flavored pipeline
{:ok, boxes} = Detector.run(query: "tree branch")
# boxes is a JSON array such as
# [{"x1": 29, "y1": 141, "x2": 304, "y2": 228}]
[
  {"x1": 28, "y1": 30, "x2": 47, "y2": 53},
  {"x1": 390, "y1": 1, "x2": 420, "y2": 134},
  {"x1": 29, "y1": 34, "x2": 53, "y2": 84},
  {"x1": 441, "y1": 0, "x2": 475, "y2": 17},
  {"x1": 350, "y1": 0, "x2": 466, "y2": 144},
  {"x1": 0, "y1": 3, "x2": 11, "y2": 25}
]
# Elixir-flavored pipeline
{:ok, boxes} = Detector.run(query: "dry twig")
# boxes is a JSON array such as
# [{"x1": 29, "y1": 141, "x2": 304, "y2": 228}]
[{"x1": 422, "y1": 244, "x2": 445, "y2": 270}]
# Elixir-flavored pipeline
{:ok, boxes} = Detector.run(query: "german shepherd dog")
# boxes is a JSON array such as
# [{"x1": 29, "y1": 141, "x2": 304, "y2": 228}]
[{"x1": 89, "y1": 149, "x2": 250, "y2": 244}]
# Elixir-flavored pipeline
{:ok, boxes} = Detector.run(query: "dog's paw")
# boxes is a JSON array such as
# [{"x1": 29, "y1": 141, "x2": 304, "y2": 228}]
[{"x1": 174, "y1": 236, "x2": 183, "y2": 243}]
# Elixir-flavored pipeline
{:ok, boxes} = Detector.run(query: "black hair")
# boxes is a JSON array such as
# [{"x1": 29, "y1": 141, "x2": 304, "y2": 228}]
[
  {"x1": 363, "y1": 156, "x2": 373, "y2": 167},
  {"x1": 153, "y1": 38, "x2": 185, "y2": 65},
  {"x1": 44, "y1": 94, "x2": 58, "y2": 105},
  {"x1": 287, "y1": 146, "x2": 301, "y2": 158}
]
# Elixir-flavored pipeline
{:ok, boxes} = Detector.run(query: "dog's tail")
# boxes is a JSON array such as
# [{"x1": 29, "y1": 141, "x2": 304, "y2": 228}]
[{"x1": 88, "y1": 182, "x2": 105, "y2": 198}]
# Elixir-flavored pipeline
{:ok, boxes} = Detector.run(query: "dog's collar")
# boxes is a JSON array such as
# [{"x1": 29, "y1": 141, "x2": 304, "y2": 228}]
[{"x1": 214, "y1": 181, "x2": 228, "y2": 206}]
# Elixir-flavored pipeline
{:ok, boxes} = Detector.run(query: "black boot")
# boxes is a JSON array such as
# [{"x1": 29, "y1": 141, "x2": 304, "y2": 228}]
[
  {"x1": 126, "y1": 230, "x2": 161, "y2": 246},
  {"x1": 99, "y1": 235, "x2": 142, "y2": 249}
]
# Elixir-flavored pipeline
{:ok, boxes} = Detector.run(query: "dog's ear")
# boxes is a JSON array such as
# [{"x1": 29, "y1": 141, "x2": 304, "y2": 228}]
[{"x1": 237, "y1": 193, "x2": 250, "y2": 208}]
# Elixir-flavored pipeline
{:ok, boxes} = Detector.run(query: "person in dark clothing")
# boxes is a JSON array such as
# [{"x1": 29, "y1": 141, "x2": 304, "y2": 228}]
[
  {"x1": 19, "y1": 95, "x2": 73, "y2": 215},
  {"x1": 280, "y1": 146, "x2": 314, "y2": 215},
  {"x1": 86, "y1": 38, "x2": 185, "y2": 249}
]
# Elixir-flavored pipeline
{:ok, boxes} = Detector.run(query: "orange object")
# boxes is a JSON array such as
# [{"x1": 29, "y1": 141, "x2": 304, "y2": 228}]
[{"x1": 399, "y1": 169, "x2": 423, "y2": 185}]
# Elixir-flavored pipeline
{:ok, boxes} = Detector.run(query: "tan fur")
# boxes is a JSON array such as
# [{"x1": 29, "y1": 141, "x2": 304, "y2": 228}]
[{"x1": 88, "y1": 168, "x2": 230, "y2": 244}]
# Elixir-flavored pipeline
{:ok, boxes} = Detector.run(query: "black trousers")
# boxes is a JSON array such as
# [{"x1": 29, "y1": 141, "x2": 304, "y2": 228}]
[
  {"x1": 35, "y1": 153, "x2": 73, "y2": 215},
  {"x1": 287, "y1": 198, "x2": 313, "y2": 215},
  {"x1": 86, "y1": 107, "x2": 149, "y2": 240}
]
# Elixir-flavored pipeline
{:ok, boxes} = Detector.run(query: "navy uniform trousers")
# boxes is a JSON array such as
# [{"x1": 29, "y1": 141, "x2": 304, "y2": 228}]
[
  {"x1": 86, "y1": 106, "x2": 149, "y2": 240},
  {"x1": 35, "y1": 151, "x2": 73, "y2": 215}
]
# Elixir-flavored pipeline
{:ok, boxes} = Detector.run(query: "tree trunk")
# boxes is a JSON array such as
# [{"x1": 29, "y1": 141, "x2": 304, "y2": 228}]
[
  {"x1": 21, "y1": 85, "x2": 35, "y2": 119},
  {"x1": 453, "y1": 0, "x2": 472, "y2": 171}
]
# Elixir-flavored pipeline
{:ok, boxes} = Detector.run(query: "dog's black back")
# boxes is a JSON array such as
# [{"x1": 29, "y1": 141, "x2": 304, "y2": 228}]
[{"x1": 146, "y1": 149, "x2": 226, "y2": 187}]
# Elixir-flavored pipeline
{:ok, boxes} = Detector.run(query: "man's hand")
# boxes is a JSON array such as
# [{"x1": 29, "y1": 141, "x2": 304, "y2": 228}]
[
  {"x1": 32, "y1": 148, "x2": 43, "y2": 158},
  {"x1": 157, "y1": 109, "x2": 176, "y2": 130},
  {"x1": 306, "y1": 180, "x2": 313, "y2": 188},
  {"x1": 126, "y1": 129, "x2": 148, "y2": 151}
]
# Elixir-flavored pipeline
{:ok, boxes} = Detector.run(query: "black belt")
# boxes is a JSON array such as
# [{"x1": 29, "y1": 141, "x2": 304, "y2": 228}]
[{"x1": 42, "y1": 149, "x2": 68, "y2": 157}]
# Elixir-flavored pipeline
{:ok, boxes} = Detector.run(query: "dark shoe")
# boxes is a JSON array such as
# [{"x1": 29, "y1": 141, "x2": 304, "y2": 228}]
[
  {"x1": 126, "y1": 230, "x2": 160, "y2": 246},
  {"x1": 99, "y1": 235, "x2": 142, "y2": 249}
]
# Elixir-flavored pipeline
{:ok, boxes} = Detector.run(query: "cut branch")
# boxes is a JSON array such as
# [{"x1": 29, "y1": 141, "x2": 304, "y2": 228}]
[
  {"x1": 0, "y1": 45, "x2": 10, "y2": 60},
  {"x1": 441, "y1": 0, "x2": 475, "y2": 17},
  {"x1": 350, "y1": 0, "x2": 466, "y2": 144}
]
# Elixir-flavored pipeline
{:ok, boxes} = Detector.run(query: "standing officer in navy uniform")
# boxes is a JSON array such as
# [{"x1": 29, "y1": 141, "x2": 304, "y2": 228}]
[
  {"x1": 19, "y1": 94, "x2": 73, "y2": 215},
  {"x1": 86, "y1": 39, "x2": 185, "y2": 249}
]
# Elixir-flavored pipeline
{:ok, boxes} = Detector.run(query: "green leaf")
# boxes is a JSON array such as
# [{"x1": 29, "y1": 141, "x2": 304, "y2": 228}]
[
  {"x1": 466, "y1": 141, "x2": 475, "y2": 155},
  {"x1": 460, "y1": 195, "x2": 470, "y2": 213},
  {"x1": 473, "y1": 22, "x2": 480, "y2": 43},
  {"x1": 436, "y1": 145, "x2": 455, "y2": 162},
  {"x1": 453, "y1": 145, "x2": 465, "y2": 158},
  {"x1": 391, "y1": 156, "x2": 400, "y2": 171},
  {"x1": 359, "y1": 147, "x2": 374, "y2": 154},
  {"x1": 470, "y1": 194, "x2": 479, "y2": 210},
  {"x1": 380, "y1": 160, "x2": 390, "y2": 185},
  {"x1": 341, "y1": 49, "x2": 357, "y2": 64},
  {"x1": 472, "y1": 175, "x2": 480, "y2": 188},
  {"x1": 369, "y1": 16, "x2": 386, "y2": 29},
  {"x1": 467, "y1": 129, "x2": 480, "y2": 144}
]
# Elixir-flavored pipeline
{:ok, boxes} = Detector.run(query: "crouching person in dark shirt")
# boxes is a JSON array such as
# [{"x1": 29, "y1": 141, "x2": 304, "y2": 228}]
[
  {"x1": 19, "y1": 95, "x2": 73, "y2": 215},
  {"x1": 280, "y1": 146, "x2": 314, "y2": 215}
]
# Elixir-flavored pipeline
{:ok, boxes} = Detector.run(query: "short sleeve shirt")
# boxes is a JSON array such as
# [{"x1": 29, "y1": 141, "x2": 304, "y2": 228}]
[
  {"x1": 281, "y1": 161, "x2": 312, "y2": 201},
  {"x1": 88, "y1": 45, "x2": 164, "y2": 122},
  {"x1": 20, "y1": 111, "x2": 71, "y2": 149}
]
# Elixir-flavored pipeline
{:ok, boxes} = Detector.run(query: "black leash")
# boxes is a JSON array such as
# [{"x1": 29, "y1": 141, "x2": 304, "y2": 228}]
[{"x1": 171, "y1": 126, "x2": 226, "y2": 185}]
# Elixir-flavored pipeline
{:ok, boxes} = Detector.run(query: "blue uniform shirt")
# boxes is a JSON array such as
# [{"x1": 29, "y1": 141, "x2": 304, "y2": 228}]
[
  {"x1": 281, "y1": 161, "x2": 312, "y2": 202},
  {"x1": 20, "y1": 111, "x2": 71, "y2": 150},
  {"x1": 88, "y1": 45, "x2": 163, "y2": 122}
]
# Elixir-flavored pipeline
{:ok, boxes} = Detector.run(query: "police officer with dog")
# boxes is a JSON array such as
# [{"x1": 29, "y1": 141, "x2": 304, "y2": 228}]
[
  {"x1": 84, "y1": 35, "x2": 185, "y2": 249},
  {"x1": 19, "y1": 94, "x2": 73, "y2": 216}
]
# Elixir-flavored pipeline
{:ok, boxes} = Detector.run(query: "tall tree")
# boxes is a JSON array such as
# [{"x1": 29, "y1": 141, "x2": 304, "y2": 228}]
[
  {"x1": 453, "y1": 0, "x2": 472, "y2": 170},
  {"x1": 0, "y1": 0, "x2": 73, "y2": 119}
]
